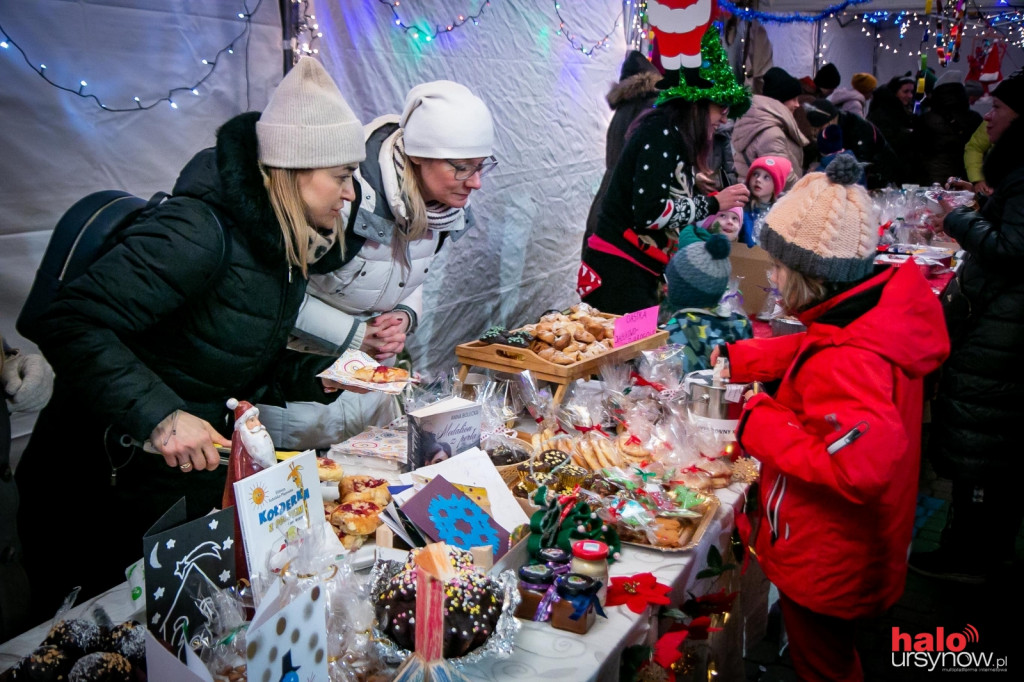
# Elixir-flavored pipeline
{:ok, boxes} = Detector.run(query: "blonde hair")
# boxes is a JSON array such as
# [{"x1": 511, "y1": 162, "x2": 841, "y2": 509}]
[
  {"x1": 391, "y1": 140, "x2": 430, "y2": 268},
  {"x1": 262, "y1": 166, "x2": 343, "y2": 277},
  {"x1": 773, "y1": 259, "x2": 829, "y2": 313},
  {"x1": 399, "y1": 155, "x2": 429, "y2": 243}
]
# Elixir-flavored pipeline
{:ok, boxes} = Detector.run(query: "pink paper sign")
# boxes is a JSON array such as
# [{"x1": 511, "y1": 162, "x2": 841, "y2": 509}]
[{"x1": 613, "y1": 305, "x2": 659, "y2": 347}]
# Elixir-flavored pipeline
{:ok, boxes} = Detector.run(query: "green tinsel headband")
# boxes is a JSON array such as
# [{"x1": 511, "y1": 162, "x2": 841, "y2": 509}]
[{"x1": 655, "y1": 28, "x2": 752, "y2": 119}]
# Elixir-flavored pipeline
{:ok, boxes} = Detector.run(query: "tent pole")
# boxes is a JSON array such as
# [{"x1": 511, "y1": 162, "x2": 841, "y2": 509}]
[
  {"x1": 815, "y1": 19, "x2": 822, "y2": 73},
  {"x1": 280, "y1": 0, "x2": 296, "y2": 74}
]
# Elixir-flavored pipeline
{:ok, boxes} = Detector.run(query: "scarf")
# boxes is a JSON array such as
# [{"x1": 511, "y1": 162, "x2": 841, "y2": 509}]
[{"x1": 306, "y1": 223, "x2": 338, "y2": 264}]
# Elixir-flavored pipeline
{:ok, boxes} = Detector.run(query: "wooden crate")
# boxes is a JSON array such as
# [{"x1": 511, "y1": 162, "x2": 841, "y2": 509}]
[{"x1": 455, "y1": 329, "x2": 669, "y2": 404}]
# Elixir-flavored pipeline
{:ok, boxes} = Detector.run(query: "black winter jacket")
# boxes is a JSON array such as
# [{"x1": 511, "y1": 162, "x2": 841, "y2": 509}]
[
  {"x1": 930, "y1": 118, "x2": 1024, "y2": 480},
  {"x1": 30, "y1": 112, "x2": 338, "y2": 441},
  {"x1": 839, "y1": 111, "x2": 900, "y2": 189},
  {"x1": 867, "y1": 87, "x2": 917, "y2": 186},
  {"x1": 914, "y1": 83, "x2": 983, "y2": 186},
  {"x1": 15, "y1": 112, "x2": 346, "y2": 615}
]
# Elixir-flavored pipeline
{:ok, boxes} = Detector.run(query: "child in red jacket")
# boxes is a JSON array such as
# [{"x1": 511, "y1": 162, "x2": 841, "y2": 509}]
[{"x1": 713, "y1": 154, "x2": 950, "y2": 681}]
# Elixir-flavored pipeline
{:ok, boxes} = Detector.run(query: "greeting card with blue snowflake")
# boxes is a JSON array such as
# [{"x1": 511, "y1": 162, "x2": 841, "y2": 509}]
[{"x1": 400, "y1": 476, "x2": 511, "y2": 559}]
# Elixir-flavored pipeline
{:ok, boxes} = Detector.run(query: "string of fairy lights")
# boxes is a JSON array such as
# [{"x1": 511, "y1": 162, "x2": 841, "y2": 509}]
[
  {"x1": 552, "y1": 2, "x2": 621, "y2": 57},
  {"x1": 376, "y1": 0, "x2": 625, "y2": 58},
  {"x1": 5, "y1": 0, "x2": 1022, "y2": 113},
  {"x1": 718, "y1": 0, "x2": 873, "y2": 24},
  {"x1": 0, "y1": 0, "x2": 262, "y2": 112},
  {"x1": 819, "y1": 1, "x2": 1024, "y2": 64},
  {"x1": 376, "y1": 0, "x2": 493, "y2": 42}
]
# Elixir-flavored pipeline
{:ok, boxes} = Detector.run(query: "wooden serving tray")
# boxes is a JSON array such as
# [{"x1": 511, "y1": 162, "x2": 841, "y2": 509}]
[{"x1": 455, "y1": 329, "x2": 670, "y2": 385}]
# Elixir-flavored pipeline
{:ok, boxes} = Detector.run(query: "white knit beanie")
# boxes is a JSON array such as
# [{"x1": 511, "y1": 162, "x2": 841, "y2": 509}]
[
  {"x1": 400, "y1": 80, "x2": 494, "y2": 159},
  {"x1": 257, "y1": 58, "x2": 365, "y2": 168}
]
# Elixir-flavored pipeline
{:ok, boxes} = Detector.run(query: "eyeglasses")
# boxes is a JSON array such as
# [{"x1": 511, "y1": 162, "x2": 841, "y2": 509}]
[{"x1": 446, "y1": 157, "x2": 498, "y2": 181}]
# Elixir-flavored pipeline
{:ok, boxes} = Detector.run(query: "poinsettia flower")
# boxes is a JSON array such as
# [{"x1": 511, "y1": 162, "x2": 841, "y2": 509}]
[
  {"x1": 606, "y1": 572, "x2": 671, "y2": 614},
  {"x1": 683, "y1": 615, "x2": 722, "y2": 640},
  {"x1": 681, "y1": 588, "x2": 739, "y2": 617},
  {"x1": 652, "y1": 629, "x2": 689, "y2": 668}
]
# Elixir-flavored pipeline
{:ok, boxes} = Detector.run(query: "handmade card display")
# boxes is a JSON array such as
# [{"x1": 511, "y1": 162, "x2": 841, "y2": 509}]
[
  {"x1": 142, "y1": 500, "x2": 236, "y2": 661},
  {"x1": 400, "y1": 476, "x2": 511, "y2": 560},
  {"x1": 246, "y1": 577, "x2": 329, "y2": 682},
  {"x1": 407, "y1": 396, "x2": 482, "y2": 470},
  {"x1": 233, "y1": 450, "x2": 325, "y2": 589},
  {"x1": 399, "y1": 448, "x2": 531, "y2": 535}
]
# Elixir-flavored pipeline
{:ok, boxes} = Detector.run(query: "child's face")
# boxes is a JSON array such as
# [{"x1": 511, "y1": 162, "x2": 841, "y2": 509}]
[
  {"x1": 749, "y1": 169, "x2": 775, "y2": 204},
  {"x1": 713, "y1": 211, "x2": 741, "y2": 241}
]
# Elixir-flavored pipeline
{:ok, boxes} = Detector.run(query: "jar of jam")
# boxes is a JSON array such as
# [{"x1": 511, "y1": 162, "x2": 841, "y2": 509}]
[
  {"x1": 515, "y1": 563, "x2": 554, "y2": 621},
  {"x1": 550, "y1": 573, "x2": 599, "y2": 634},
  {"x1": 570, "y1": 539, "x2": 609, "y2": 605}
]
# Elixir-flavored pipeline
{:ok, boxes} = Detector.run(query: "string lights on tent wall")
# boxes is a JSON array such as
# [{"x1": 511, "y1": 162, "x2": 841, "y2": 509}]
[
  {"x1": 290, "y1": 0, "x2": 321, "y2": 63},
  {"x1": 717, "y1": 0, "x2": 873, "y2": 24},
  {"x1": 817, "y1": 1, "x2": 1023, "y2": 65},
  {"x1": 0, "y1": 0, "x2": 261, "y2": 112},
  {"x1": 625, "y1": 0, "x2": 649, "y2": 53},
  {"x1": 378, "y1": 0, "x2": 493, "y2": 42},
  {"x1": 553, "y1": 2, "x2": 621, "y2": 57}
]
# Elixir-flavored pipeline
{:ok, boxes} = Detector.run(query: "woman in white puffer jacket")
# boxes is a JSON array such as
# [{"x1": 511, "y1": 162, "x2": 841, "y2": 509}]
[{"x1": 259, "y1": 80, "x2": 497, "y2": 450}]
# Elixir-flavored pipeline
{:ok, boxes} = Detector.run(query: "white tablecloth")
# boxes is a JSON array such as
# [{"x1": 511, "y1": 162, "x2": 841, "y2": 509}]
[
  {"x1": 460, "y1": 483, "x2": 747, "y2": 681},
  {"x1": 0, "y1": 484, "x2": 749, "y2": 681}
]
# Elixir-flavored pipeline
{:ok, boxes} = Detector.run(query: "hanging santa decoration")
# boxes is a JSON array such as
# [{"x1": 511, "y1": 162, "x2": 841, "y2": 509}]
[
  {"x1": 968, "y1": 38, "x2": 1006, "y2": 87},
  {"x1": 654, "y1": 23, "x2": 752, "y2": 120},
  {"x1": 648, "y1": 0, "x2": 718, "y2": 89}
]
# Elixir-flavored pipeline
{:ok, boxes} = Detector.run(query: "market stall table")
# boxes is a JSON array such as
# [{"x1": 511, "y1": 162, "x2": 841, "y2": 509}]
[{"x1": 0, "y1": 484, "x2": 751, "y2": 682}]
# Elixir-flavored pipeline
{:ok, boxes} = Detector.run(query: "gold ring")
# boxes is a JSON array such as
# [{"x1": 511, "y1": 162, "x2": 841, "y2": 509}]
[{"x1": 179, "y1": 461, "x2": 193, "y2": 472}]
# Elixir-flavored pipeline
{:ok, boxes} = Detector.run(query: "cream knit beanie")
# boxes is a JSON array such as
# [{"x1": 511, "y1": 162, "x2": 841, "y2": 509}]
[
  {"x1": 257, "y1": 57, "x2": 365, "y2": 168},
  {"x1": 759, "y1": 155, "x2": 879, "y2": 282},
  {"x1": 400, "y1": 80, "x2": 494, "y2": 159}
]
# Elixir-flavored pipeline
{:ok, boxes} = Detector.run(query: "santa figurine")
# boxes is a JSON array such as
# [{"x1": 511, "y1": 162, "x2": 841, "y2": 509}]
[
  {"x1": 649, "y1": 0, "x2": 717, "y2": 89},
  {"x1": 221, "y1": 398, "x2": 277, "y2": 512},
  {"x1": 222, "y1": 398, "x2": 278, "y2": 580},
  {"x1": 228, "y1": 398, "x2": 277, "y2": 469}
]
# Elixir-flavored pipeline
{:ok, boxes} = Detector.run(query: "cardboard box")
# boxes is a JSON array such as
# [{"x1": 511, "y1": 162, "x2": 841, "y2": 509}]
[{"x1": 729, "y1": 244, "x2": 773, "y2": 316}]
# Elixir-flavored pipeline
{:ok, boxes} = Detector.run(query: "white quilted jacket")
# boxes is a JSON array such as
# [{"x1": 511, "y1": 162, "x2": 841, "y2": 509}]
[{"x1": 293, "y1": 116, "x2": 467, "y2": 354}]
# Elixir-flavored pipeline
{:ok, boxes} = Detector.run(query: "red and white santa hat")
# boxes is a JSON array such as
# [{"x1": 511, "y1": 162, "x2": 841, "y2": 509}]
[{"x1": 226, "y1": 398, "x2": 259, "y2": 428}]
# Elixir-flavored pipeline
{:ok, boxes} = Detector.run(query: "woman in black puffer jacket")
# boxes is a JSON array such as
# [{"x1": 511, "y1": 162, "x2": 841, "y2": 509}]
[
  {"x1": 15, "y1": 59, "x2": 366, "y2": 618},
  {"x1": 913, "y1": 73, "x2": 1024, "y2": 582}
]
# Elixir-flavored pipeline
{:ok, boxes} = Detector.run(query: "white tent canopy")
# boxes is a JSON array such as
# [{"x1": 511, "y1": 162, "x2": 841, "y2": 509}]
[{"x1": 2, "y1": 0, "x2": 1020, "y2": 456}]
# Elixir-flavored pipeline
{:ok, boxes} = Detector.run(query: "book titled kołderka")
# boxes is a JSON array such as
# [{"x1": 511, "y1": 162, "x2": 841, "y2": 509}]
[{"x1": 407, "y1": 396, "x2": 482, "y2": 470}]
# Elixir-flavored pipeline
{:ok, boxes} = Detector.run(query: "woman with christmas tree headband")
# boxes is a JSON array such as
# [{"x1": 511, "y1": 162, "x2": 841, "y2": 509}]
[{"x1": 577, "y1": 28, "x2": 751, "y2": 315}]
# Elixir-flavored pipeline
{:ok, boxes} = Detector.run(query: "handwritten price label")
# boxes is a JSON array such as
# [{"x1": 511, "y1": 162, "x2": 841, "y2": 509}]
[{"x1": 613, "y1": 305, "x2": 659, "y2": 347}]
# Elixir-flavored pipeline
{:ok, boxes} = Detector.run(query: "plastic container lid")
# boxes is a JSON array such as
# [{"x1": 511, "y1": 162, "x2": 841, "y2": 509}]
[
  {"x1": 555, "y1": 572, "x2": 597, "y2": 597},
  {"x1": 571, "y1": 539, "x2": 609, "y2": 561},
  {"x1": 537, "y1": 547, "x2": 571, "y2": 564},
  {"x1": 518, "y1": 563, "x2": 554, "y2": 585}
]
